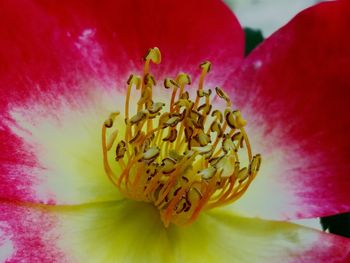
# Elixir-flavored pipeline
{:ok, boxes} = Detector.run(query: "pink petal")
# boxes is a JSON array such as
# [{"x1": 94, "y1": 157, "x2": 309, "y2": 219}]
[
  {"x1": 0, "y1": 201, "x2": 64, "y2": 263},
  {"x1": 1, "y1": 90, "x2": 126, "y2": 204},
  {"x1": 0, "y1": 0, "x2": 244, "y2": 100},
  {"x1": 0, "y1": 0, "x2": 244, "y2": 204},
  {"x1": 226, "y1": 1, "x2": 350, "y2": 219},
  {"x1": 1, "y1": 200, "x2": 350, "y2": 263}
]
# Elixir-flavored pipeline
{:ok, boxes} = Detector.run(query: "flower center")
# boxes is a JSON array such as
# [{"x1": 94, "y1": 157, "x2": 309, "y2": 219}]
[{"x1": 102, "y1": 48, "x2": 261, "y2": 227}]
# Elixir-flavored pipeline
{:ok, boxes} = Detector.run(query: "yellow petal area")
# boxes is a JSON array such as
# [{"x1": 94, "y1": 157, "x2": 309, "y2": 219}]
[
  {"x1": 7, "y1": 83, "x2": 129, "y2": 204},
  {"x1": 45, "y1": 200, "x2": 348, "y2": 263}
]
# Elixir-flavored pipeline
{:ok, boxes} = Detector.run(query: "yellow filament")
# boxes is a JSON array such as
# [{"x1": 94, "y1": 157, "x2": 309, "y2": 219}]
[{"x1": 102, "y1": 47, "x2": 261, "y2": 227}]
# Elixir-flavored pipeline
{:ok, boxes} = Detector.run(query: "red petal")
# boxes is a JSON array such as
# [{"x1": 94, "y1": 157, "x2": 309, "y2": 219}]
[
  {"x1": 0, "y1": 201, "x2": 63, "y2": 263},
  {"x1": 0, "y1": 0, "x2": 243, "y2": 204},
  {"x1": 0, "y1": 0, "x2": 244, "y2": 99},
  {"x1": 227, "y1": 1, "x2": 350, "y2": 219}
]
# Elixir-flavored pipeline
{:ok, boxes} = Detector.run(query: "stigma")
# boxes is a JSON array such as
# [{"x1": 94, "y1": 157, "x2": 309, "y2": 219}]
[{"x1": 102, "y1": 47, "x2": 261, "y2": 227}]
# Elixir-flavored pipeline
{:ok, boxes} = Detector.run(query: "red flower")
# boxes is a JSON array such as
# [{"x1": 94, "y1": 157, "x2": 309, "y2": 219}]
[{"x1": 0, "y1": 0, "x2": 349, "y2": 262}]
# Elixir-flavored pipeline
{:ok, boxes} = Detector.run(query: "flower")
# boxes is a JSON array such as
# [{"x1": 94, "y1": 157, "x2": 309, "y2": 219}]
[{"x1": 1, "y1": 0, "x2": 350, "y2": 262}]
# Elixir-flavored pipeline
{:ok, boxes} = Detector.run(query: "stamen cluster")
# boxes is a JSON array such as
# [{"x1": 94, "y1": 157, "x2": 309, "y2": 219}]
[{"x1": 102, "y1": 48, "x2": 261, "y2": 227}]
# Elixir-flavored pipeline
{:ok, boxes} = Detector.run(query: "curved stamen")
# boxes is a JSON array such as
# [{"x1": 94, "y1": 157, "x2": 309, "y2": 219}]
[{"x1": 102, "y1": 48, "x2": 261, "y2": 227}]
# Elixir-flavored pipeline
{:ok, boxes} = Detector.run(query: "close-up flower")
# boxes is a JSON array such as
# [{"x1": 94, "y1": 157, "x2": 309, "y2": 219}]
[{"x1": 1, "y1": 0, "x2": 350, "y2": 262}]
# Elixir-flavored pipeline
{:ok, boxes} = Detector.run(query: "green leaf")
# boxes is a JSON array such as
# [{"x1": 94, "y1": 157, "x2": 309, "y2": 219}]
[
  {"x1": 244, "y1": 27, "x2": 264, "y2": 56},
  {"x1": 320, "y1": 213, "x2": 350, "y2": 238}
]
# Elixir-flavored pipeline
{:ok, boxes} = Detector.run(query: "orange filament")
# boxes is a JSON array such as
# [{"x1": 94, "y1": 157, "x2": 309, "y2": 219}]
[{"x1": 102, "y1": 47, "x2": 261, "y2": 227}]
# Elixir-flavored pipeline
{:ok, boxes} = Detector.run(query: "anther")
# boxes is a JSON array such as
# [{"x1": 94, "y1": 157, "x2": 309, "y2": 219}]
[
  {"x1": 210, "y1": 121, "x2": 223, "y2": 137},
  {"x1": 176, "y1": 73, "x2": 192, "y2": 86},
  {"x1": 163, "y1": 129, "x2": 178, "y2": 143},
  {"x1": 148, "y1": 102, "x2": 165, "y2": 114},
  {"x1": 215, "y1": 87, "x2": 231, "y2": 106},
  {"x1": 129, "y1": 110, "x2": 148, "y2": 125},
  {"x1": 225, "y1": 110, "x2": 237, "y2": 129},
  {"x1": 142, "y1": 146, "x2": 160, "y2": 161},
  {"x1": 102, "y1": 47, "x2": 261, "y2": 227},
  {"x1": 222, "y1": 134, "x2": 236, "y2": 153},
  {"x1": 195, "y1": 130, "x2": 211, "y2": 146},
  {"x1": 104, "y1": 112, "x2": 120, "y2": 128},
  {"x1": 192, "y1": 145, "x2": 213, "y2": 155},
  {"x1": 164, "y1": 78, "x2": 178, "y2": 89},
  {"x1": 144, "y1": 47, "x2": 161, "y2": 64},
  {"x1": 211, "y1": 110, "x2": 223, "y2": 123},
  {"x1": 200, "y1": 61, "x2": 212, "y2": 73},
  {"x1": 199, "y1": 167, "x2": 216, "y2": 180},
  {"x1": 116, "y1": 140, "x2": 127, "y2": 161},
  {"x1": 127, "y1": 74, "x2": 142, "y2": 88}
]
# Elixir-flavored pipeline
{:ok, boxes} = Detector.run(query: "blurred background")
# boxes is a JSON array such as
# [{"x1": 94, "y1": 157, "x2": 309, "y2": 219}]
[
  {"x1": 223, "y1": 0, "x2": 350, "y2": 238},
  {"x1": 224, "y1": 0, "x2": 325, "y2": 37}
]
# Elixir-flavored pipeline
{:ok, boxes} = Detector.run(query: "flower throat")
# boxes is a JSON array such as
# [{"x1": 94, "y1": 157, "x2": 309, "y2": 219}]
[{"x1": 102, "y1": 48, "x2": 261, "y2": 227}]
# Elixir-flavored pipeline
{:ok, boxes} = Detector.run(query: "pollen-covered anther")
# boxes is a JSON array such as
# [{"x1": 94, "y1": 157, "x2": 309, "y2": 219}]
[{"x1": 101, "y1": 47, "x2": 262, "y2": 227}]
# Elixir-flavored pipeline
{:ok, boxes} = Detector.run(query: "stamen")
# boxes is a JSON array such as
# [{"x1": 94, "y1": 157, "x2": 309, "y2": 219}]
[{"x1": 102, "y1": 47, "x2": 261, "y2": 227}]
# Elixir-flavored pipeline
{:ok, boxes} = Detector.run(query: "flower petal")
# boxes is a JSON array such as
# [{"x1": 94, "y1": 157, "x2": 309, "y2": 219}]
[
  {"x1": 2, "y1": 201, "x2": 350, "y2": 262},
  {"x1": 0, "y1": 0, "x2": 244, "y2": 98},
  {"x1": 49, "y1": 0, "x2": 244, "y2": 81},
  {"x1": 0, "y1": 0, "x2": 244, "y2": 204},
  {"x1": 1, "y1": 87, "x2": 127, "y2": 204},
  {"x1": 0, "y1": 201, "x2": 64, "y2": 262},
  {"x1": 174, "y1": 209, "x2": 350, "y2": 263},
  {"x1": 226, "y1": 1, "x2": 350, "y2": 219}
]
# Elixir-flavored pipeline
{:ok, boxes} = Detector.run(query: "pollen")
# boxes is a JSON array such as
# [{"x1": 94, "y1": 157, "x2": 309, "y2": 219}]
[{"x1": 102, "y1": 47, "x2": 261, "y2": 227}]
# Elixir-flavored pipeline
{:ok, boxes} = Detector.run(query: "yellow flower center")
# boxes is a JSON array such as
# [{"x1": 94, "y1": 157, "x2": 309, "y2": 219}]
[{"x1": 102, "y1": 47, "x2": 261, "y2": 227}]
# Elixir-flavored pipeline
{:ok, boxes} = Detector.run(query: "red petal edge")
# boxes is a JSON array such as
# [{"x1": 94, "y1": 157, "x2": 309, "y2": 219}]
[{"x1": 228, "y1": 1, "x2": 350, "y2": 219}]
